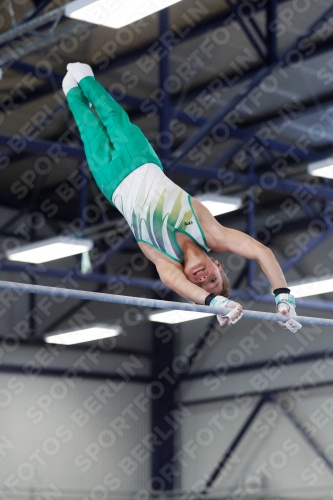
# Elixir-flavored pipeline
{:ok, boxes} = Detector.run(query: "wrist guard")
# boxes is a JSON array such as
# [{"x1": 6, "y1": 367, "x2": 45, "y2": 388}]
[
  {"x1": 205, "y1": 294, "x2": 230, "y2": 308},
  {"x1": 210, "y1": 296, "x2": 230, "y2": 307},
  {"x1": 275, "y1": 293, "x2": 296, "y2": 308},
  {"x1": 205, "y1": 293, "x2": 216, "y2": 306}
]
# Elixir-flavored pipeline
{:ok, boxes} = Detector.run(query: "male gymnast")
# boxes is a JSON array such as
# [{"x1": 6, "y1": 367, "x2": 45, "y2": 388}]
[{"x1": 62, "y1": 63, "x2": 301, "y2": 332}]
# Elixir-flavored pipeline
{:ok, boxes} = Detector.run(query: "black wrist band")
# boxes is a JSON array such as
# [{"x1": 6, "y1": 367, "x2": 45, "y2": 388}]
[
  {"x1": 205, "y1": 293, "x2": 216, "y2": 305},
  {"x1": 273, "y1": 288, "x2": 290, "y2": 296}
]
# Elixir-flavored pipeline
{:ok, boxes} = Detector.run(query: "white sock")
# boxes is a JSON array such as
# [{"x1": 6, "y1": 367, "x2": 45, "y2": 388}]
[
  {"x1": 67, "y1": 62, "x2": 94, "y2": 84},
  {"x1": 62, "y1": 72, "x2": 78, "y2": 96}
]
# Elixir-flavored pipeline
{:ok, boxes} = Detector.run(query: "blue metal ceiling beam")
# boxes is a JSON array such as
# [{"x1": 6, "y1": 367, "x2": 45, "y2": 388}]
[
  {"x1": 200, "y1": 396, "x2": 267, "y2": 495},
  {"x1": 0, "y1": 133, "x2": 85, "y2": 158},
  {"x1": 2, "y1": 131, "x2": 330, "y2": 200},
  {"x1": 0, "y1": 95, "x2": 325, "y2": 165},
  {"x1": 176, "y1": 109, "x2": 325, "y2": 162},
  {"x1": 159, "y1": 8, "x2": 171, "y2": 163},
  {"x1": 225, "y1": 0, "x2": 266, "y2": 61},
  {"x1": 1, "y1": 262, "x2": 333, "y2": 313},
  {"x1": 168, "y1": 4, "x2": 333, "y2": 169},
  {"x1": 176, "y1": 164, "x2": 333, "y2": 200},
  {"x1": 267, "y1": 0, "x2": 278, "y2": 64},
  {"x1": 7, "y1": 0, "x2": 290, "y2": 74},
  {"x1": 258, "y1": 224, "x2": 333, "y2": 288},
  {"x1": 0, "y1": 261, "x2": 157, "y2": 288}
]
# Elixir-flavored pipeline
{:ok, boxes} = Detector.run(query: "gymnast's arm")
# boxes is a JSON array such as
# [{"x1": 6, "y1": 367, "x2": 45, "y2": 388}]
[
  {"x1": 156, "y1": 260, "x2": 210, "y2": 304},
  {"x1": 209, "y1": 226, "x2": 287, "y2": 290}
]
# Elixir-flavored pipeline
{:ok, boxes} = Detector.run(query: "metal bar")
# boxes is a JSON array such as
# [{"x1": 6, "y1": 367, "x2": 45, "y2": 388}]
[
  {"x1": 91, "y1": 232, "x2": 134, "y2": 271},
  {"x1": 0, "y1": 95, "x2": 324, "y2": 164},
  {"x1": 0, "y1": 6, "x2": 64, "y2": 45},
  {"x1": 248, "y1": 15, "x2": 266, "y2": 46},
  {"x1": 177, "y1": 108, "x2": 325, "y2": 163},
  {"x1": 183, "y1": 378, "x2": 333, "y2": 407},
  {"x1": 9, "y1": 35, "x2": 333, "y2": 129},
  {"x1": 169, "y1": 4, "x2": 333, "y2": 168},
  {"x1": 2, "y1": 0, "x2": 288, "y2": 68},
  {"x1": 0, "y1": 262, "x2": 157, "y2": 288},
  {"x1": 267, "y1": 0, "x2": 278, "y2": 63},
  {"x1": 248, "y1": 148, "x2": 255, "y2": 288},
  {"x1": 281, "y1": 226, "x2": 333, "y2": 274},
  {"x1": 0, "y1": 23, "x2": 82, "y2": 68},
  {"x1": 225, "y1": 0, "x2": 265, "y2": 61},
  {"x1": 151, "y1": 286, "x2": 176, "y2": 490},
  {"x1": 0, "y1": 280, "x2": 333, "y2": 325},
  {"x1": 42, "y1": 283, "x2": 107, "y2": 335},
  {"x1": 155, "y1": 216, "x2": 257, "y2": 396},
  {"x1": 268, "y1": 394, "x2": 333, "y2": 472},
  {"x1": 200, "y1": 397, "x2": 267, "y2": 494},
  {"x1": 176, "y1": 165, "x2": 333, "y2": 200},
  {"x1": 79, "y1": 163, "x2": 88, "y2": 231},
  {"x1": 0, "y1": 363, "x2": 151, "y2": 382},
  {"x1": 19, "y1": 0, "x2": 56, "y2": 23},
  {"x1": 259, "y1": 225, "x2": 333, "y2": 288},
  {"x1": 158, "y1": 8, "x2": 171, "y2": 163},
  {"x1": 1, "y1": 262, "x2": 333, "y2": 313},
  {"x1": 0, "y1": 336, "x2": 151, "y2": 357},
  {"x1": 185, "y1": 349, "x2": 333, "y2": 380},
  {"x1": 2, "y1": 63, "x2": 330, "y2": 166},
  {"x1": 169, "y1": 318, "x2": 217, "y2": 391}
]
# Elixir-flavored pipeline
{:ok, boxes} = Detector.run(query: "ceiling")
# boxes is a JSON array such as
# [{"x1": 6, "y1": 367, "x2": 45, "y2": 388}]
[{"x1": 0, "y1": 0, "x2": 333, "y2": 347}]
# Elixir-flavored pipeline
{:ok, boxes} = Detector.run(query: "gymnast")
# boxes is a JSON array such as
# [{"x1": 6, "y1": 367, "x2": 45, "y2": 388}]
[{"x1": 62, "y1": 63, "x2": 301, "y2": 333}]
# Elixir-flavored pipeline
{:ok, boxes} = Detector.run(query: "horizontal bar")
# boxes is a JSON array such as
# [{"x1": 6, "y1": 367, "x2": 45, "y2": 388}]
[{"x1": 1, "y1": 280, "x2": 333, "y2": 326}]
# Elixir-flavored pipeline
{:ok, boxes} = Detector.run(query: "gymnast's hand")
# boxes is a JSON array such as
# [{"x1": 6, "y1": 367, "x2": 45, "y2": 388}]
[
  {"x1": 275, "y1": 293, "x2": 302, "y2": 333},
  {"x1": 206, "y1": 294, "x2": 243, "y2": 327}
]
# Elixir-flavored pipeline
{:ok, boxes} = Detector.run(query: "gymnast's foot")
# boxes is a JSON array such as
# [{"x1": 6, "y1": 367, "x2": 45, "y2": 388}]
[
  {"x1": 62, "y1": 71, "x2": 78, "y2": 96},
  {"x1": 67, "y1": 62, "x2": 94, "y2": 84}
]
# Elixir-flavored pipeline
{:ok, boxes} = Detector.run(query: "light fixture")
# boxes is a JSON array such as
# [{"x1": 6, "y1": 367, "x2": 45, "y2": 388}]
[
  {"x1": 308, "y1": 158, "x2": 333, "y2": 179},
  {"x1": 195, "y1": 194, "x2": 243, "y2": 216},
  {"x1": 45, "y1": 324, "x2": 121, "y2": 345},
  {"x1": 65, "y1": 0, "x2": 183, "y2": 29},
  {"x1": 6, "y1": 236, "x2": 93, "y2": 264},
  {"x1": 149, "y1": 310, "x2": 214, "y2": 324},
  {"x1": 289, "y1": 275, "x2": 333, "y2": 298}
]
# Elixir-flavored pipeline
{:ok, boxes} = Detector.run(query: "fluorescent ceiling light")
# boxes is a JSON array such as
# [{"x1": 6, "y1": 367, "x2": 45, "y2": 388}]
[
  {"x1": 308, "y1": 158, "x2": 333, "y2": 179},
  {"x1": 45, "y1": 324, "x2": 121, "y2": 345},
  {"x1": 289, "y1": 275, "x2": 333, "y2": 298},
  {"x1": 6, "y1": 236, "x2": 93, "y2": 264},
  {"x1": 149, "y1": 310, "x2": 213, "y2": 324},
  {"x1": 195, "y1": 194, "x2": 243, "y2": 216},
  {"x1": 65, "y1": 0, "x2": 183, "y2": 29}
]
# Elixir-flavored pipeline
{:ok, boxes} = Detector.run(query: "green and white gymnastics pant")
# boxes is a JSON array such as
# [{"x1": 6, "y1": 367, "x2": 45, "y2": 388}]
[
  {"x1": 66, "y1": 75, "x2": 210, "y2": 263},
  {"x1": 66, "y1": 76, "x2": 163, "y2": 204}
]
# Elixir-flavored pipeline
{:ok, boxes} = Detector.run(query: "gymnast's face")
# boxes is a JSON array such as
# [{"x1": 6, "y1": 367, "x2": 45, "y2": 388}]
[{"x1": 184, "y1": 257, "x2": 223, "y2": 294}]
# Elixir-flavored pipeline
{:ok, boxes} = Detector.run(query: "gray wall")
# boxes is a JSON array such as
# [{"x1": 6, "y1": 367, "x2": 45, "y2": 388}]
[{"x1": 0, "y1": 345, "x2": 151, "y2": 497}]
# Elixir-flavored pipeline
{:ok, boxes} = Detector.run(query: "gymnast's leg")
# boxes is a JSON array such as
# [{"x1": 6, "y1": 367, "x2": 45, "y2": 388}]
[
  {"x1": 66, "y1": 63, "x2": 163, "y2": 178},
  {"x1": 62, "y1": 72, "x2": 114, "y2": 198}
]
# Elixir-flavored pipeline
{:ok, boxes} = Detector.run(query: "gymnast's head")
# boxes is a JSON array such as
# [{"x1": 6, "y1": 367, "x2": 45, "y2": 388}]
[{"x1": 184, "y1": 256, "x2": 230, "y2": 297}]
